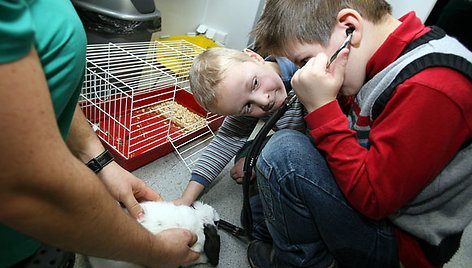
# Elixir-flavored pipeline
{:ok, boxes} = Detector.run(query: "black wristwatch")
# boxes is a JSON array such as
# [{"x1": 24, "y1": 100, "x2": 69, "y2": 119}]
[{"x1": 86, "y1": 150, "x2": 114, "y2": 173}]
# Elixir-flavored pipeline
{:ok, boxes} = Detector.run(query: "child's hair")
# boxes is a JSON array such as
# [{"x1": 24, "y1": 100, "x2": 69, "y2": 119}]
[
  {"x1": 189, "y1": 47, "x2": 254, "y2": 111},
  {"x1": 252, "y1": 0, "x2": 392, "y2": 55}
]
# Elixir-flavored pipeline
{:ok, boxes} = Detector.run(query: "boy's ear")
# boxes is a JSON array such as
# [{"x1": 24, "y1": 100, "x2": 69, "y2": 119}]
[
  {"x1": 336, "y1": 8, "x2": 363, "y2": 47},
  {"x1": 243, "y1": 48, "x2": 265, "y2": 63}
]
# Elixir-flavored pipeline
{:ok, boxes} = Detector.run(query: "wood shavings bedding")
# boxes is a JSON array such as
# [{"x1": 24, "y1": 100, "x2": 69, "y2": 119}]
[{"x1": 150, "y1": 101, "x2": 206, "y2": 132}]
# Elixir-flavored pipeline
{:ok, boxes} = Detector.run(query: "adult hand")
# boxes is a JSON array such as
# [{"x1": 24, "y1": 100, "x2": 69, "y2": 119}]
[
  {"x1": 65, "y1": 105, "x2": 162, "y2": 219},
  {"x1": 149, "y1": 228, "x2": 200, "y2": 268},
  {"x1": 291, "y1": 48, "x2": 350, "y2": 113},
  {"x1": 99, "y1": 161, "x2": 163, "y2": 219},
  {"x1": 230, "y1": 157, "x2": 255, "y2": 184}
]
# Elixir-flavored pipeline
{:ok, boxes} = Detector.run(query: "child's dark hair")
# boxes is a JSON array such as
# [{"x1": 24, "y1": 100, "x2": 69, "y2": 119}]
[{"x1": 252, "y1": 0, "x2": 391, "y2": 55}]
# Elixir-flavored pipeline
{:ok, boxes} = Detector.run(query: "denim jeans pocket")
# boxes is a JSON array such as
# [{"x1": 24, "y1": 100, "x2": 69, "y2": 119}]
[{"x1": 256, "y1": 163, "x2": 275, "y2": 222}]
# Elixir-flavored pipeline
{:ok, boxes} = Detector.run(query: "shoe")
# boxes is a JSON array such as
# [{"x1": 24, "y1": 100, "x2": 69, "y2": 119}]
[
  {"x1": 247, "y1": 240, "x2": 275, "y2": 268},
  {"x1": 248, "y1": 240, "x2": 337, "y2": 268},
  {"x1": 11, "y1": 244, "x2": 75, "y2": 268}
]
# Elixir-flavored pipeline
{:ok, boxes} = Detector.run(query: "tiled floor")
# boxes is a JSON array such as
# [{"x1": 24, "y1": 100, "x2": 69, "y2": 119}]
[{"x1": 75, "y1": 138, "x2": 472, "y2": 268}]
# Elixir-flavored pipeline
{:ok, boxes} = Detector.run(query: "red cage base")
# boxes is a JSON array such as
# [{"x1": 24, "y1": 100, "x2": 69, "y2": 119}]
[{"x1": 82, "y1": 87, "x2": 224, "y2": 171}]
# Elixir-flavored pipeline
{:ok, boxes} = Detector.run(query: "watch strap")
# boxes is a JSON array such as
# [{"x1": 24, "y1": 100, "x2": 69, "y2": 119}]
[{"x1": 86, "y1": 150, "x2": 114, "y2": 173}]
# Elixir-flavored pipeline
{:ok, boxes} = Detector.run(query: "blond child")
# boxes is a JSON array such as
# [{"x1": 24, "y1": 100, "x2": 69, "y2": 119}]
[{"x1": 174, "y1": 47, "x2": 305, "y2": 239}]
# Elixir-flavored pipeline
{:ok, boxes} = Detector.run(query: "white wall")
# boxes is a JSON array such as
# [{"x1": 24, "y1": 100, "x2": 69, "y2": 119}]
[
  {"x1": 153, "y1": 0, "x2": 207, "y2": 37},
  {"x1": 154, "y1": 0, "x2": 438, "y2": 49},
  {"x1": 203, "y1": 0, "x2": 264, "y2": 49},
  {"x1": 386, "y1": 0, "x2": 437, "y2": 22},
  {"x1": 154, "y1": 0, "x2": 263, "y2": 50}
]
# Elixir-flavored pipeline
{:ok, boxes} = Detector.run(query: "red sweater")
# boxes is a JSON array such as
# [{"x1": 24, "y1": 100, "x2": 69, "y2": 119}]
[{"x1": 304, "y1": 12, "x2": 472, "y2": 268}]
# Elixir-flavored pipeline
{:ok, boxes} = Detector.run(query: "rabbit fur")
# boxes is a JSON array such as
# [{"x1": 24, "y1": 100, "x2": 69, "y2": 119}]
[{"x1": 88, "y1": 201, "x2": 220, "y2": 268}]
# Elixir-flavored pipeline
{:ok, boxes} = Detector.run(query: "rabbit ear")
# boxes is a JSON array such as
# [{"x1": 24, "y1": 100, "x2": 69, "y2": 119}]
[{"x1": 203, "y1": 224, "x2": 220, "y2": 266}]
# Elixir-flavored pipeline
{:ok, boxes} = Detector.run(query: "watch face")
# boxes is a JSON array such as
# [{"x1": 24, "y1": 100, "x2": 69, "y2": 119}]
[
  {"x1": 99, "y1": 151, "x2": 114, "y2": 166},
  {"x1": 87, "y1": 159, "x2": 102, "y2": 173},
  {"x1": 86, "y1": 151, "x2": 114, "y2": 173}
]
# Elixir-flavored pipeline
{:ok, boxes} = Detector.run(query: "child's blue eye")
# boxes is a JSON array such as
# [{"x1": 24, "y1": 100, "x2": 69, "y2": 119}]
[
  {"x1": 253, "y1": 77, "x2": 258, "y2": 89},
  {"x1": 245, "y1": 103, "x2": 252, "y2": 114},
  {"x1": 301, "y1": 58, "x2": 309, "y2": 66}
]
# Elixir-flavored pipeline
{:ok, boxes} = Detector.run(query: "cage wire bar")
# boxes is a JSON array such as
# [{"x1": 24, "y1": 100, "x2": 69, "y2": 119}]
[{"x1": 79, "y1": 40, "x2": 224, "y2": 171}]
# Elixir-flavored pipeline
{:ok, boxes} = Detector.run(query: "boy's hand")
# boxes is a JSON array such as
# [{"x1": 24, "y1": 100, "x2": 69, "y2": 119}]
[
  {"x1": 173, "y1": 197, "x2": 192, "y2": 206},
  {"x1": 172, "y1": 181, "x2": 205, "y2": 206},
  {"x1": 291, "y1": 48, "x2": 349, "y2": 113},
  {"x1": 230, "y1": 157, "x2": 255, "y2": 184}
]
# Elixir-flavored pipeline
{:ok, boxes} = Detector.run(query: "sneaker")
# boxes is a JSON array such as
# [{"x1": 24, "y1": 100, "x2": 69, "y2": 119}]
[
  {"x1": 11, "y1": 244, "x2": 75, "y2": 268},
  {"x1": 248, "y1": 240, "x2": 337, "y2": 268},
  {"x1": 247, "y1": 240, "x2": 276, "y2": 268}
]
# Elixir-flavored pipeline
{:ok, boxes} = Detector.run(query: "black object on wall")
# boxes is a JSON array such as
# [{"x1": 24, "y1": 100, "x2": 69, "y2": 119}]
[
  {"x1": 425, "y1": 0, "x2": 472, "y2": 50},
  {"x1": 72, "y1": 0, "x2": 161, "y2": 44}
]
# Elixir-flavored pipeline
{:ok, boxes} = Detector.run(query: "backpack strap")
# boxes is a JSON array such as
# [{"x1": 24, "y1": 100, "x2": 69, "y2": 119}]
[
  {"x1": 371, "y1": 28, "x2": 472, "y2": 121},
  {"x1": 399, "y1": 26, "x2": 446, "y2": 57}
]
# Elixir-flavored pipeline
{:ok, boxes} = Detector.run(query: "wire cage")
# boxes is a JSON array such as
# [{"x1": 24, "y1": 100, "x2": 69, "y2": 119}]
[{"x1": 79, "y1": 40, "x2": 224, "y2": 171}]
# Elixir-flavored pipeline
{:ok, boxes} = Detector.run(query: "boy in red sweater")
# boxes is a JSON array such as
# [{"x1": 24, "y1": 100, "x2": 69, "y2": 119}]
[{"x1": 249, "y1": 0, "x2": 472, "y2": 267}]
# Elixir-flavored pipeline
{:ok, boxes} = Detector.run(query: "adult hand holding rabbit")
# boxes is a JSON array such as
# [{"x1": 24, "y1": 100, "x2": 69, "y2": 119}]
[{"x1": 148, "y1": 228, "x2": 200, "y2": 268}]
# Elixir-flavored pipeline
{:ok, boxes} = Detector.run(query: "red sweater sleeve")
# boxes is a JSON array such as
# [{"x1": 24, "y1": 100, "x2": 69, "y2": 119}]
[{"x1": 305, "y1": 68, "x2": 472, "y2": 220}]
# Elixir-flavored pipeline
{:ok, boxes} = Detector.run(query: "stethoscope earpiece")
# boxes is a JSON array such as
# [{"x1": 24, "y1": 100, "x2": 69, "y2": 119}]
[
  {"x1": 328, "y1": 28, "x2": 354, "y2": 67},
  {"x1": 346, "y1": 28, "x2": 354, "y2": 36}
]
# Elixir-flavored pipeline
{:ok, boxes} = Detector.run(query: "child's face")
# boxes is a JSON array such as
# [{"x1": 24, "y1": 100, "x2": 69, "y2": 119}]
[
  {"x1": 210, "y1": 60, "x2": 287, "y2": 117},
  {"x1": 284, "y1": 37, "x2": 366, "y2": 97}
]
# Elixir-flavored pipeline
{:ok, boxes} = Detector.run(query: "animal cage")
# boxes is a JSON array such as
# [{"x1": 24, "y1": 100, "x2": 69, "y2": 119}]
[{"x1": 79, "y1": 40, "x2": 225, "y2": 171}]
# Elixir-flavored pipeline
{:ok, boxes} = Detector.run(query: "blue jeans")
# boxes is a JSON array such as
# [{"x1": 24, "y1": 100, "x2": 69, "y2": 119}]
[{"x1": 256, "y1": 130, "x2": 399, "y2": 267}]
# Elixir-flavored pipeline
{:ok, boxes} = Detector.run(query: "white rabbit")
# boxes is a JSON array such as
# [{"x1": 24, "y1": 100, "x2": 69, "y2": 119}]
[{"x1": 88, "y1": 201, "x2": 220, "y2": 268}]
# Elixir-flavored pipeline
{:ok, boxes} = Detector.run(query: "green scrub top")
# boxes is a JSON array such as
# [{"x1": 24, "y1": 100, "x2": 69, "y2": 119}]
[{"x1": 0, "y1": 0, "x2": 86, "y2": 266}]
